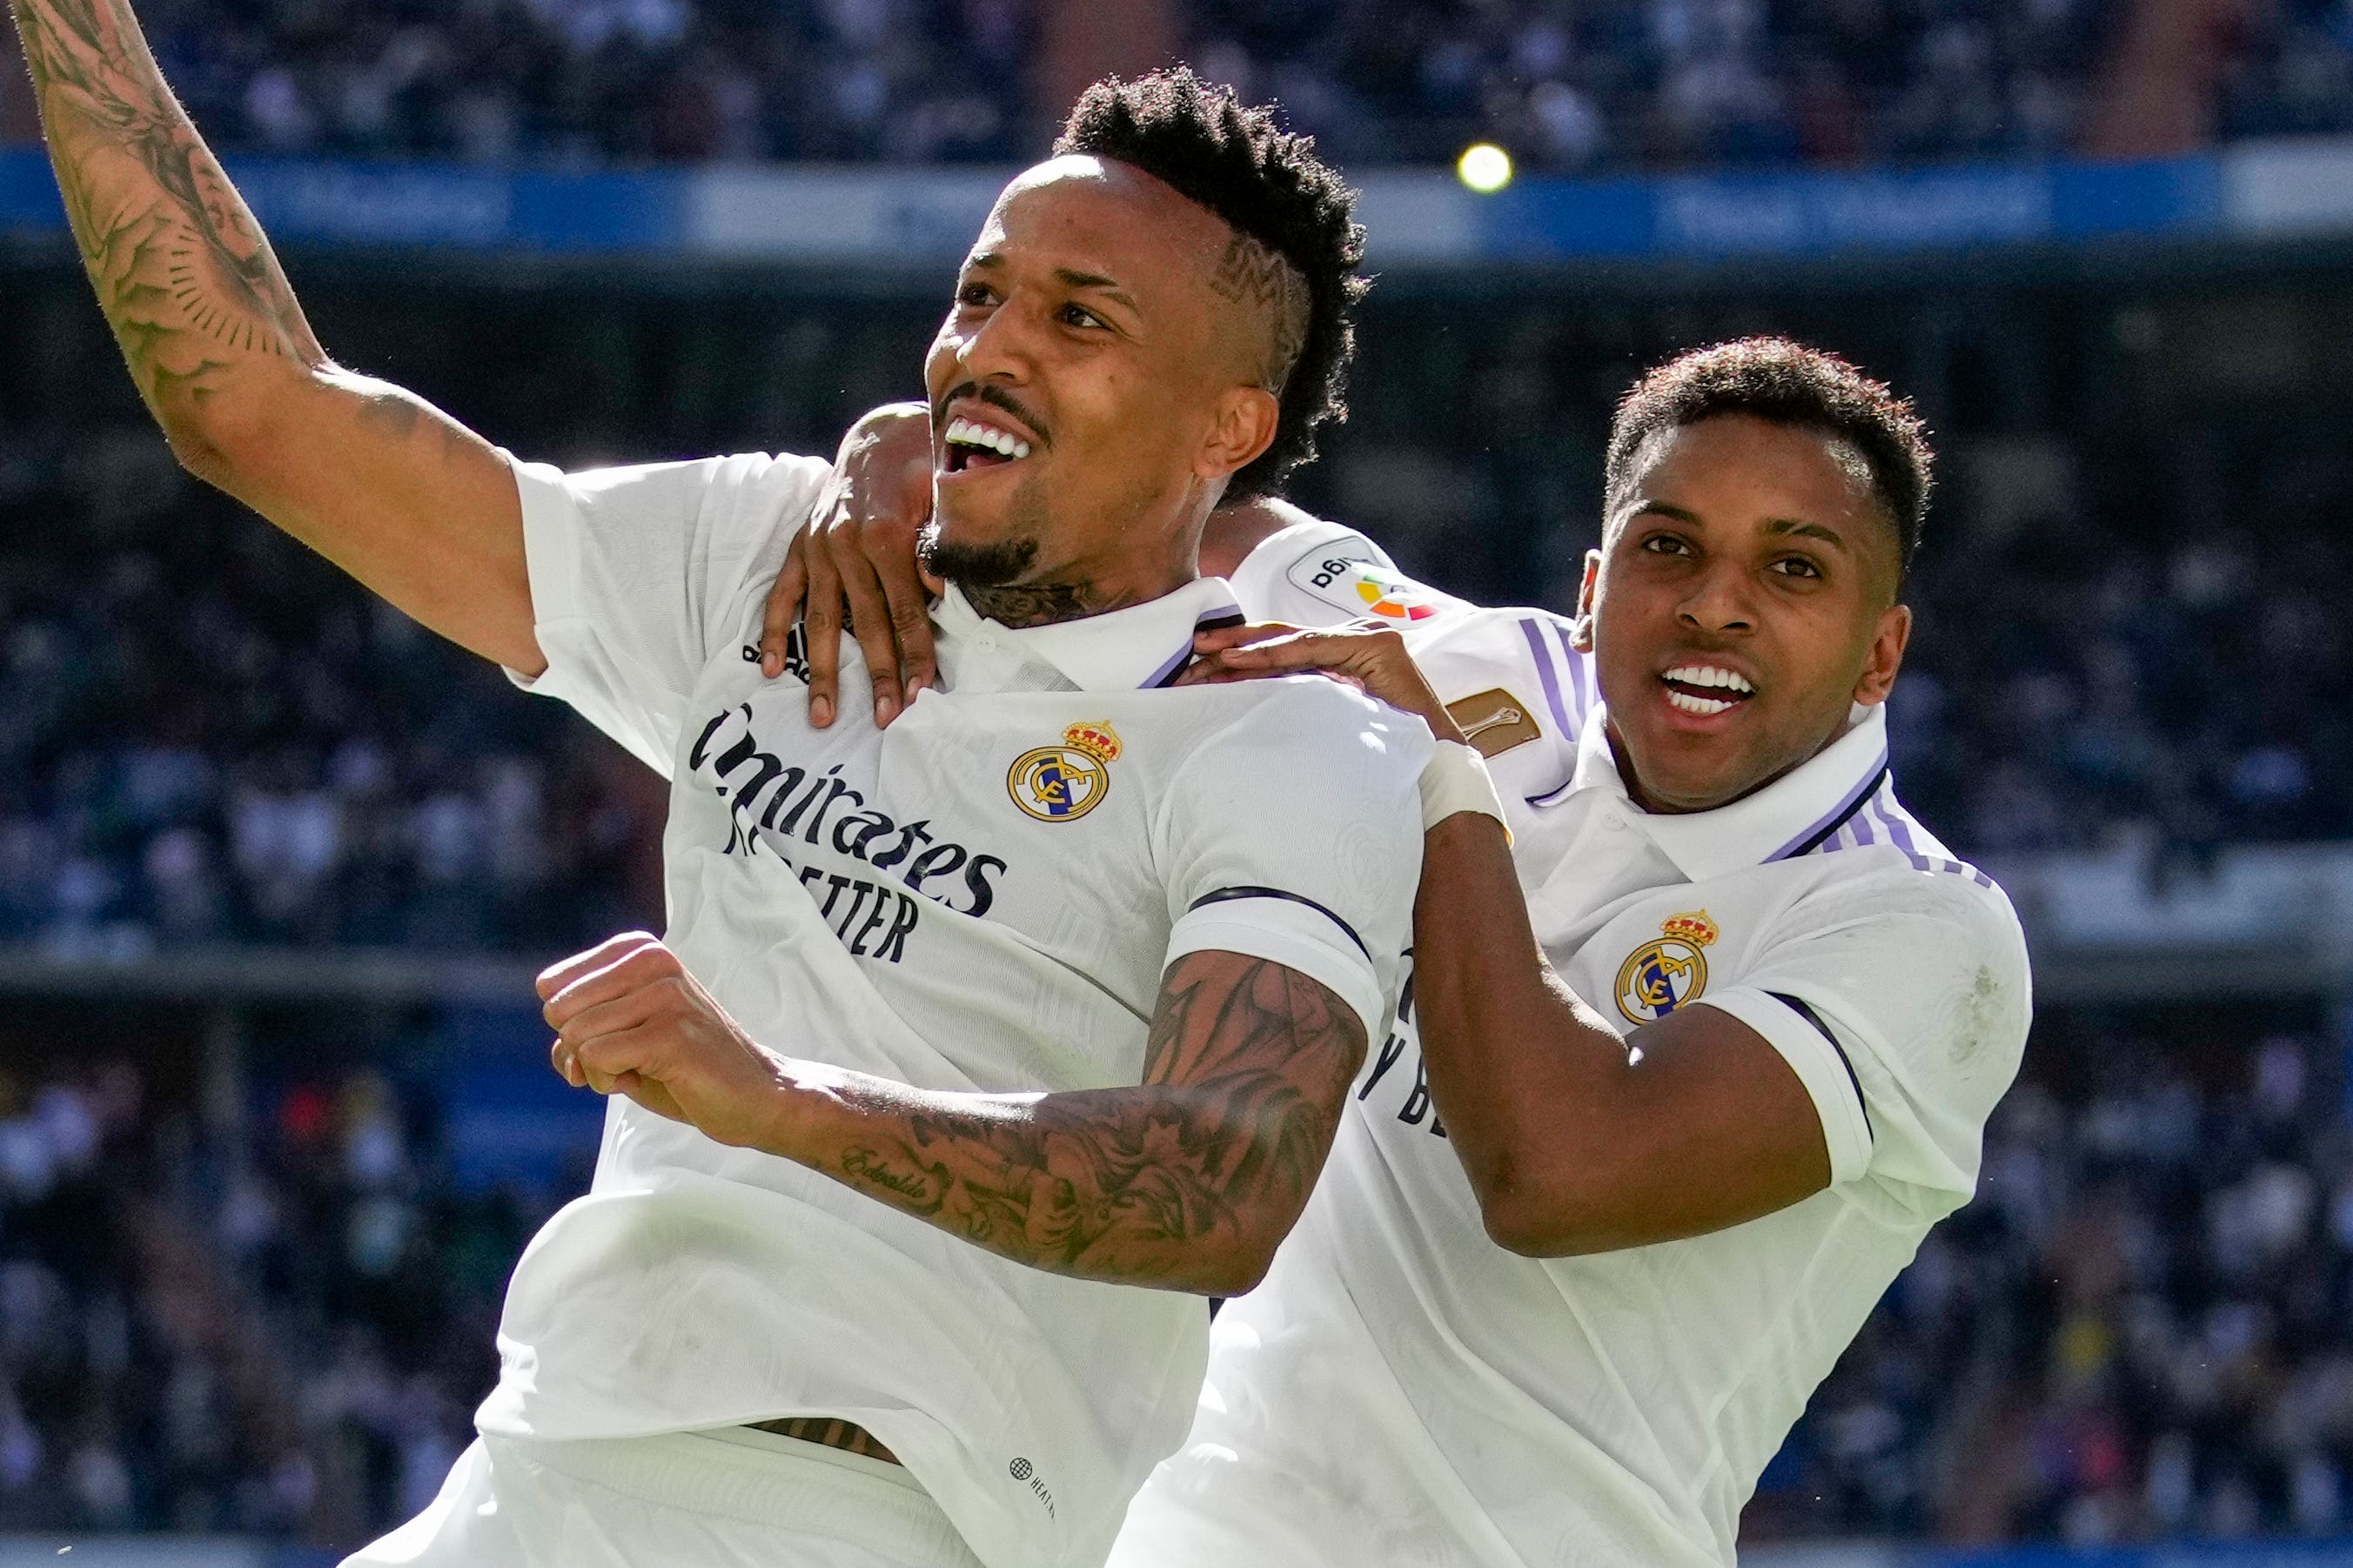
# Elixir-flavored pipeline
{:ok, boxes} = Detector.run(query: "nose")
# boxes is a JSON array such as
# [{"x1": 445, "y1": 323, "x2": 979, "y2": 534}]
[
  {"x1": 1675, "y1": 559, "x2": 1756, "y2": 636},
  {"x1": 955, "y1": 294, "x2": 1038, "y2": 387}
]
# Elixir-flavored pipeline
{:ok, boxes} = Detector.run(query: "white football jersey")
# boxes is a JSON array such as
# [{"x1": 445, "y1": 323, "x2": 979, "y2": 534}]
[
  {"x1": 1115, "y1": 536, "x2": 2032, "y2": 1568},
  {"x1": 477, "y1": 455, "x2": 1431, "y2": 1568}
]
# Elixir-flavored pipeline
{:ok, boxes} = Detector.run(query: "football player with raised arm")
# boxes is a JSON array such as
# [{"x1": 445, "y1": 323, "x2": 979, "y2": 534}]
[
  {"x1": 10, "y1": 17, "x2": 1432, "y2": 1565},
  {"x1": 768, "y1": 338, "x2": 2031, "y2": 1567}
]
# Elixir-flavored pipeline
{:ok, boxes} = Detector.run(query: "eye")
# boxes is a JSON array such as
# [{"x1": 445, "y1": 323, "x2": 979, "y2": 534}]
[
  {"x1": 1639, "y1": 533, "x2": 1694, "y2": 558},
  {"x1": 1771, "y1": 556, "x2": 1824, "y2": 580},
  {"x1": 1060, "y1": 303, "x2": 1107, "y2": 330},
  {"x1": 955, "y1": 280, "x2": 996, "y2": 308}
]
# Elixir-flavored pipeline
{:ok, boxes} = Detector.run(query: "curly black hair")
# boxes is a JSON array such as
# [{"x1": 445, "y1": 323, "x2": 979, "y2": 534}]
[
  {"x1": 1055, "y1": 68, "x2": 1367, "y2": 501},
  {"x1": 1606, "y1": 338, "x2": 1935, "y2": 586}
]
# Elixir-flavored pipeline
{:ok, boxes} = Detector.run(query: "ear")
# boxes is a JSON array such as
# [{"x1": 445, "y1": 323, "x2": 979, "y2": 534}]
[
  {"x1": 1851, "y1": 602, "x2": 1912, "y2": 706},
  {"x1": 1197, "y1": 385, "x2": 1282, "y2": 482},
  {"x1": 1568, "y1": 549, "x2": 1604, "y2": 652}
]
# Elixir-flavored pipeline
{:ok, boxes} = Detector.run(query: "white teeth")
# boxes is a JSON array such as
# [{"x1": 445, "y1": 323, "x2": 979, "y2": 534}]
[
  {"x1": 1663, "y1": 664, "x2": 1754, "y2": 694},
  {"x1": 945, "y1": 416, "x2": 1031, "y2": 462},
  {"x1": 1666, "y1": 689, "x2": 1736, "y2": 716}
]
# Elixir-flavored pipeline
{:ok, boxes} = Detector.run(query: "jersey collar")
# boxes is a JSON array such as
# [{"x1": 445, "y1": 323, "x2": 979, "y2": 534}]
[
  {"x1": 1565, "y1": 700, "x2": 1891, "y2": 882},
  {"x1": 933, "y1": 576, "x2": 1245, "y2": 693}
]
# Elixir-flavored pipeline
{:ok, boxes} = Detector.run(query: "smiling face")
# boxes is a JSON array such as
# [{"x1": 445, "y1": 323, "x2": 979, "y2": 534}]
[
  {"x1": 1572, "y1": 412, "x2": 1914, "y2": 814},
  {"x1": 921, "y1": 156, "x2": 1284, "y2": 613}
]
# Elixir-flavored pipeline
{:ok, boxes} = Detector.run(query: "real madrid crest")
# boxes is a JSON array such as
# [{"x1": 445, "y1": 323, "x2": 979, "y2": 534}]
[
  {"x1": 1008, "y1": 721, "x2": 1121, "y2": 823},
  {"x1": 1615, "y1": 910, "x2": 1718, "y2": 1025}
]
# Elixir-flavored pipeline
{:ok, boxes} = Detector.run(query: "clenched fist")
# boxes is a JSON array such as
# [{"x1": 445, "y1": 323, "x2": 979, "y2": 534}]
[{"x1": 538, "y1": 932, "x2": 794, "y2": 1149}]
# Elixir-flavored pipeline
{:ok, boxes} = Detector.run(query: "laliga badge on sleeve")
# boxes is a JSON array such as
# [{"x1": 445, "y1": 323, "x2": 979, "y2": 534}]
[
  {"x1": 1009, "y1": 722, "x2": 1122, "y2": 823},
  {"x1": 1616, "y1": 910, "x2": 1719, "y2": 1024},
  {"x1": 1288, "y1": 554, "x2": 1441, "y2": 622}
]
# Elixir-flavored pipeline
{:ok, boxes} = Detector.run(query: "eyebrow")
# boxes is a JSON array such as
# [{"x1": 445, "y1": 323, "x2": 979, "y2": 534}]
[
  {"x1": 958, "y1": 253, "x2": 1140, "y2": 314},
  {"x1": 1628, "y1": 500, "x2": 1850, "y2": 552},
  {"x1": 1054, "y1": 267, "x2": 1139, "y2": 312}
]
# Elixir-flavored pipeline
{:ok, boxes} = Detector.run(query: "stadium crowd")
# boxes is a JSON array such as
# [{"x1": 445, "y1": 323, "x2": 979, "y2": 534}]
[
  {"x1": 1759, "y1": 1020, "x2": 2353, "y2": 1545},
  {"x1": 2, "y1": 228, "x2": 2351, "y2": 1549},
  {"x1": 0, "y1": 421, "x2": 667, "y2": 960},
  {"x1": 3, "y1": 0, "x2": 2353, "y2": 172},
  {"x1": 0, "y1": 1053, "x2": 551, "y2": 1538},
  {"x1": 0, "y1": 285, "x2": 2348, "y2": 956},
  {"x1": 2, "y1": 1013, "x2": 2348, "y2": 1545}
]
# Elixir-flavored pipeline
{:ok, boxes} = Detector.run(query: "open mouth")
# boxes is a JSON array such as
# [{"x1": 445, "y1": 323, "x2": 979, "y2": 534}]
[
  {"x1": 942, "y1": 415, "x2": 1034, "y2": 473},
  {"x1": 1658, "y1": 663, "x2": 1757, "y2": 717}
]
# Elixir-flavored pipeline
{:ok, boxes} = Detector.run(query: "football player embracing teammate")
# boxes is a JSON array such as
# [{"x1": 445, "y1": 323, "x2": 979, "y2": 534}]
[
  {"x1": 15, "y1": 5, "x2": 1434, "y2": 1558},
  {"x1": 779, "y1": 338, "x2": 2030, "y2": 1568}
]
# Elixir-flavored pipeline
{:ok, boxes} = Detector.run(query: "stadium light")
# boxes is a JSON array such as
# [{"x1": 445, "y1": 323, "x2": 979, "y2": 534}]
[{"x1": 1457, "y1": 143, "x2": 1514, "y2": 193}]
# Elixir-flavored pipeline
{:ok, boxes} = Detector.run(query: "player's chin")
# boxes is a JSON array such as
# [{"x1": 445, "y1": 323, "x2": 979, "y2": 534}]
[{"x1": 1624, "y1": 704, "x2": 1773, "y2": 801}]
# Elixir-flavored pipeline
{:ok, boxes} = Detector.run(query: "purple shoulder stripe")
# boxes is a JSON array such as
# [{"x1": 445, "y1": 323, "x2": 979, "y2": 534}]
[
  {"x1": 1518, "y1": 619, "x2": 1576, "y2": 737},
  {"x1": 1812, "y1": 787, "x2": 1999, "y2": 890}
]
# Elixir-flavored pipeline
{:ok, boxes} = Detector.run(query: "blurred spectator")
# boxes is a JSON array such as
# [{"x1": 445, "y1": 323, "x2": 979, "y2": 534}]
[
  {"x1": 0, "y1": 1055, "x2": 556, "y2": 1541},
  {"x1": 7, "y1": 0, "x2": 2353, "y2": 174},
  {"x1": 1748, "y1": 1023, "x2": 2353, "y2": 1545},
  {"x1": 8, "y1": 1014, "x2": 2350, "y2": 1549}
]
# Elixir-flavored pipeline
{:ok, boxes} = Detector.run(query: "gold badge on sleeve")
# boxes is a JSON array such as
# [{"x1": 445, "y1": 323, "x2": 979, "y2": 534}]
[
  {"x1": 1008, "y1": 721, "x2": 1121, "y2": 823},
  {"x1": 1444, "y1": 687, "x2": 1541, "y2": 758},
  {"x1": 1615, "y1": 910, "x2": 1718, "y2": 1024}
]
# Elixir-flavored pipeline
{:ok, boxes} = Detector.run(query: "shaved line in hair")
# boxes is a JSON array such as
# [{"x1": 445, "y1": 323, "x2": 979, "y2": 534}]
[{"x1": 1209, "y1": 231, "x2": 1310, "y2": 394}]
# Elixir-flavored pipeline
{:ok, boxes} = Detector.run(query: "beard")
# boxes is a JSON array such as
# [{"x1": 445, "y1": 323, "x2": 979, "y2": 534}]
[{"x1": 918, "y1": 519, "x2": 1038, "y2": 589}]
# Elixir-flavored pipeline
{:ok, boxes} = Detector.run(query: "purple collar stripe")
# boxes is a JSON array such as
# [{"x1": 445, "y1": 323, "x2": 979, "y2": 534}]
[
  {"x1": 1771, "y1": 754, "x2": 1891, "y2": 862},
  {"x1": 1148, "y1": 607, "x2": 1246, "y2": 688}
]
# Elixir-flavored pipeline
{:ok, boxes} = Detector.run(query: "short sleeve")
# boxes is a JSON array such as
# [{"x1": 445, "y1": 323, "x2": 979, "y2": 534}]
[
  {"x1": 502, "y1": 451, "x2": 833, "y2": 775},
  {"x1": 1154, "y1": 682, "x2": 1431, "y2": 1043},
  {"x1": 1229, "y1": 520, "x2": 1469, "y2": 630},
  {"x1": 1697, "y1": 868, "x2": 2032, "y2": 1203}
]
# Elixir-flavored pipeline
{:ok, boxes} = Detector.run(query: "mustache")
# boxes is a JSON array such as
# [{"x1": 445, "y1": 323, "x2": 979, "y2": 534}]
[{"x1": 932, "y1": 382, "x2": 1050, "y2": 450}]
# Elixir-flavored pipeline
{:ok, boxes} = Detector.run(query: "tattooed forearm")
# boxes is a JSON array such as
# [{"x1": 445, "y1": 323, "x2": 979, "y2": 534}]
[
  {"x1": 807, "y1": 953, "x2": 1365, "y2": 1293},
  {"x1": 1209, "y1": 233, "x2": 1310, "y2": 392},
  {"x1": 10, "y1": 0, "x2": 321, "y2": 425}
]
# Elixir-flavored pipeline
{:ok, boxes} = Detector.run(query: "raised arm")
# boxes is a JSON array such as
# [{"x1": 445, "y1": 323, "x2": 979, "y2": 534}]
[
  {"x1": 540, "y1": 935, "x2": 1367, "y2": 1296},
  {"x1": 10, "y1": 0, "x2": 538, "y2": 671}
]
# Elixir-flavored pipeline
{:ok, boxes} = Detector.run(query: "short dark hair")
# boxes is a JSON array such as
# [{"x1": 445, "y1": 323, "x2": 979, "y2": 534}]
[
  {"x1": 1056, "y1": 68, "x2": 1367, "y2": 501},
  {"x1": 1605, "y1": 338, "x2": 1934, "y2": 583}
]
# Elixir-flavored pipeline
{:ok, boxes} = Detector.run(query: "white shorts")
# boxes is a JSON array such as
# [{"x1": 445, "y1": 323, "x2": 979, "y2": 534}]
[{"x1": 341, "y1": 1426, "x2": 986, "y2": 1568}]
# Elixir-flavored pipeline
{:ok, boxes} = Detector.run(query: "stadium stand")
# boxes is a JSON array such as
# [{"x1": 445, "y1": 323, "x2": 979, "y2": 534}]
[
  {"x1": 0, "y1": 276, "x2": 2345, "y2": 966},
  {"x1": 3, "y1": 1005, "x2": 2347, "y2": 1546},
  {"x1": 7, "y1": 0, "x2": 2353, "y2": 1549},
  {"x1": 1, "y1": 250, "x2": 2351, "y2": 1553},
  {"x1": 3, "y1": 0, "x2": 2353, "y2": 172}
]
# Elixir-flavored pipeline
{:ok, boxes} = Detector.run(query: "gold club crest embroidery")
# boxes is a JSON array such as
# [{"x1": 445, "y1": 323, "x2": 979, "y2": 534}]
[
  {"x1": 1008, "y1": 722, "x2": 1122, "y2": 823},
  {"x1": 1616, "y1": 910, "x2": 1718, "y2": 1024}
]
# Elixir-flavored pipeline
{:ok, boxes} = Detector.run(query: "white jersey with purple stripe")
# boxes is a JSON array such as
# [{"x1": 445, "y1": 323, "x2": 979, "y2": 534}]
[
  {"x1": 1116, "y1": 535, "x2": 2031, "y2": 1568},
  {"x1": 1225, "y1": 519, "x2": 1592, "y2": 861}
]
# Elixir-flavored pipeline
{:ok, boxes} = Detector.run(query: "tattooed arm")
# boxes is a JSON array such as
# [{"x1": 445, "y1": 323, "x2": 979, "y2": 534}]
[
  {"x1": 9, "y1": 0, "x2": 539, "y2": 671},
  {"x1": 539, "y1": 934, "x2": 1367, "y2": 1295}
]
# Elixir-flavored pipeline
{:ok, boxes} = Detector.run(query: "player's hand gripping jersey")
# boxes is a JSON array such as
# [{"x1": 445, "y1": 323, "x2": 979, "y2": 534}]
[
  {"x1": 483, "y1": 455, "x2": 1429, "y2": 1568},
  {"x1": 1116, "y1": 521, "x2": 2031, "y2": 1568}
]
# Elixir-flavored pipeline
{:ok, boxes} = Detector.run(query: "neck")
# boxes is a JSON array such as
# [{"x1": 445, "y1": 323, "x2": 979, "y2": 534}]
[
  {"x1": 961, "y1": 580, "x2": 1102, "y2": 628},
  {"x1": 960, "y1": 546, "x2": 1201, "y2": 630}
]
